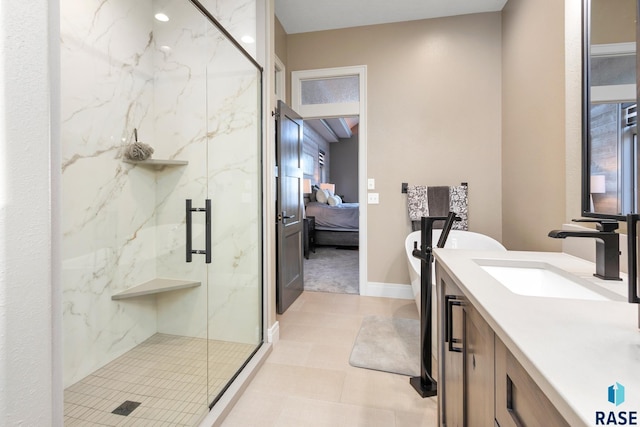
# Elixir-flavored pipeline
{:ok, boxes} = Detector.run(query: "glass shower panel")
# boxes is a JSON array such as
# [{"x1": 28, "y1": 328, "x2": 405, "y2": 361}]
[
  {"x1": 198, "y1": 0, "x2": 258, "y2": 60},
  {"x1": 203, "y1": 18, "x2": 263, "y2": 405},
  {"x1": 61, "y1": 0, "x2": 220, "y2": 425}
]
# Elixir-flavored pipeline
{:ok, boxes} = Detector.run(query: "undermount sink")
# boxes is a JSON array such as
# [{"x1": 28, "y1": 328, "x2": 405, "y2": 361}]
[{"x1": 475, "y1": 260, "x2": 619, "y2": 301}]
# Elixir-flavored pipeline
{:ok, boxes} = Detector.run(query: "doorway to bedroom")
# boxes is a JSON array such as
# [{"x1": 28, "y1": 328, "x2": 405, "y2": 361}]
[
  {"x1": 292, "y1": 65, "x2": 367, "y2": 295},
  {"x1": 302, "y1": 116, "x2": 360, "y2": 294}
]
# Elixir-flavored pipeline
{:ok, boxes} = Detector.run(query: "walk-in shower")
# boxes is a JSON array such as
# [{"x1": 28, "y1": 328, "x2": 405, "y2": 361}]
[{"x1": 61, "y1": 0, "x2": 263, "y2": 425}]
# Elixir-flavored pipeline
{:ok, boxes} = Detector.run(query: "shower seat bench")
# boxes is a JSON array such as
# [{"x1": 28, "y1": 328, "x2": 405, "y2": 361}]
[{"x1": 112, "y1": 278, "x2": 201, "y2": 300}]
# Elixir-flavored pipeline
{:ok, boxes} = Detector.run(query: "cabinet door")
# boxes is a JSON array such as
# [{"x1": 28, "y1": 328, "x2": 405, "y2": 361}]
[
  {"x1": 495, "y1": 337, "x2": 569, "y2": 427},
  {"x1": 437, "y1": 266, "x2": 465, "y2": 427},
  {"x1": 465, "y1": 303, "x2": 495, "y2": 427}
]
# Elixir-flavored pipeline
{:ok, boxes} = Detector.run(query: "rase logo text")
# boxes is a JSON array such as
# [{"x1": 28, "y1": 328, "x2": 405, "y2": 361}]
[{"x1": 596, "y1": 383, "x2": 638, "y2": 426}]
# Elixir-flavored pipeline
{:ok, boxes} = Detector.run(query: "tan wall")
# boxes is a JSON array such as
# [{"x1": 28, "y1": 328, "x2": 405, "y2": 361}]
[
  {"x1": 286, "y1": 14, "x2": 503, "y2": 285},
  {"x1": 275, "y1": 16, "x2": 288, "y2": 67},
  {"x1": 501, "y1": 0, "x2": 566, "y2": 251},
  {"x1": 591, "y1": 0, "x2": 636, "y2": 44}
]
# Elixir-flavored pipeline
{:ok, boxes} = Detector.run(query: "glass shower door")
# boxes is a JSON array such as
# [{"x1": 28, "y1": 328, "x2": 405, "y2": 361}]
[
  {"x1": 152, "y1": 0, "x2": 263, "y2": 413},
  {"x1": 152, "y1": 1, "x2": 212, "y2": 423},
  {"x1": 203, "y1": 14, "x2": 263, "y2": 405}
]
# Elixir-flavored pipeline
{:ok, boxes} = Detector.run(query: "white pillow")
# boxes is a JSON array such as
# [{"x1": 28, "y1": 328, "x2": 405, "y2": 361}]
[
  {"x1": 328, "y1": 195, "x2": 342, "y2": 206},
  {"x1": 316, "y1": 188, "x2": 329, "y2": 204}
]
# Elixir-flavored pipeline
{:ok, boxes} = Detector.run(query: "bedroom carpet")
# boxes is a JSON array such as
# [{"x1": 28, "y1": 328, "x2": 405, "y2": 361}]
[
  {"x1": 349, "y1": 315, "x2": 420, "y2": 377},
  {"x1": 303, "y1": 246, "x2": 359, "y2": 294}
]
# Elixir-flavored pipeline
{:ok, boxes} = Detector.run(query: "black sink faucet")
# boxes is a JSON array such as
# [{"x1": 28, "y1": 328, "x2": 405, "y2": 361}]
[{"x1": 548, "y1": 219, "x2": 621, "y2": 281}]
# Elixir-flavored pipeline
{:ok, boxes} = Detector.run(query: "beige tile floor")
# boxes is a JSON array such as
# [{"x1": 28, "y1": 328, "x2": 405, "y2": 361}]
[
  {"x1": 64, "y1": 334, "x2": 256, "y2": 426},
  {"x1": 220, "y1": 291, "x2": 438, "y2": 427}
]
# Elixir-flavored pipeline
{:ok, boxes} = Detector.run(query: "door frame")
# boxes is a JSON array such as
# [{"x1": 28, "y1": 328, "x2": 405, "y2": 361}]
[{"x1": 291, "y1": 65, "x2": 368, "y2": 295}]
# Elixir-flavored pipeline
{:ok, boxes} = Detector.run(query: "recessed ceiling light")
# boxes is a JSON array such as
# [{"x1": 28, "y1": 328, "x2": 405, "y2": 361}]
[
  {"x1": 154, "y1": 13, "x2": 169, "y2": 22},
  {"x1": 241, "y1": 35, "x2": 255, "y2": 44}
]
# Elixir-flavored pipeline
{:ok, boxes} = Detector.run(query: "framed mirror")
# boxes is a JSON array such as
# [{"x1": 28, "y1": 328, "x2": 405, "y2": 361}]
[{"x1": 582, "y1": 0, "x2": 638, "y2": 219}]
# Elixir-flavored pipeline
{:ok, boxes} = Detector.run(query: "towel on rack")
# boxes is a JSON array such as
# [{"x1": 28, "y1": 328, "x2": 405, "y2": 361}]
[
  {"x1": 427, "y1": 186, "x2": 450, "y2": 229},
  {"x1": 407, "y1": 185, "x2": 428, "y2": 221},
  {"x1": 407, "y1": 184, "x2": 469, "y2": 231},
  {"x1": 427, "y1": 186, "x2": 450, "y2": 217},
  {"x1": 450, "y1": 185, "x2": 468, "y2": 230}
]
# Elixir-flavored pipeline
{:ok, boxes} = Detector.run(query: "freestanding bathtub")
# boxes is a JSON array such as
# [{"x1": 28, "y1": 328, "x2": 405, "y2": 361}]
[{"x1": 405, "y1": 229, "x2": 506, "y2": 355}]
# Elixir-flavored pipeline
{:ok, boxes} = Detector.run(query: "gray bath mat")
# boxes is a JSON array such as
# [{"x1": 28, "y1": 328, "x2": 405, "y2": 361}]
[{"x1": 349, "y1": 315, "x2": 420, "y2": 376}]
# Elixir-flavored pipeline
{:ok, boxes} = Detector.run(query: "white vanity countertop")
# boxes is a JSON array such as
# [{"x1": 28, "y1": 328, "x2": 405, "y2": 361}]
[{"x1": 433, "y1": 249, "x2": 640, "y2": 427}]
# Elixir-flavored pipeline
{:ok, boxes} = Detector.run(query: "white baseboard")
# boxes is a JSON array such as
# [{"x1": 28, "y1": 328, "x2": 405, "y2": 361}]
[
  {"x1": 363, "y1": 282, "x2": 414, "y2": 299},
  {"x1": 267, "y1": 321, "x2": 279, "y2": 343}
]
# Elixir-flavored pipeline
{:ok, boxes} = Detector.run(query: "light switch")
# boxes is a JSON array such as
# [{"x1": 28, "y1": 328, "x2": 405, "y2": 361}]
[
  {"x1": 368, "y1": 193, "x2": 379, "y2": 204},
  {"x1": 367, "y1": 178, "x2": 375, "y2": 190}
]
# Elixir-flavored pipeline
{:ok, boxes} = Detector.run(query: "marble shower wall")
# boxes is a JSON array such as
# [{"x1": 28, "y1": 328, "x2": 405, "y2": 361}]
[{"x1": 61, "y1": 0, "x2": 260, "y2": 387}]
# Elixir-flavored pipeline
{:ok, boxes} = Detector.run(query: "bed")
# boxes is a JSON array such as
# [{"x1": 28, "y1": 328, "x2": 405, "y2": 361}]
[{"x1": 305, "y1": 201, "x2": 359, "y2": 247}]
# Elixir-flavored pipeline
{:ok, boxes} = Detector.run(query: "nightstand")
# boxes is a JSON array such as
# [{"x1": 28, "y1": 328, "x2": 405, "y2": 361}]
[{"x1": 303, "y1": 216, "x2": 316, "y2": 259}]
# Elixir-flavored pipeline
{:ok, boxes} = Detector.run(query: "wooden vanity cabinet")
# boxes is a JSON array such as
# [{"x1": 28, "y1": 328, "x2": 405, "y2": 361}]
[
  {"x1": 437, "y1": 266, "x2": 495, "y2": 427},
  {"x1": 494, "y1": 337, "x2": 569, "y2": 427},
  {"x1": 436, "y1": 263, "x2": 569, "y2": 427}
]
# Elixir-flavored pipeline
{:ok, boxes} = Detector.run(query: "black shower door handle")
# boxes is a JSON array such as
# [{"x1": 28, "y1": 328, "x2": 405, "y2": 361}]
[{"x1": 186, "y1": 199, "x2": 212, "y2": 264}]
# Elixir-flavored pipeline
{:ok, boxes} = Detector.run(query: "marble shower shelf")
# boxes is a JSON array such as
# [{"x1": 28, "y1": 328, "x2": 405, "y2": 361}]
[
  {"x1": 112, "y1": 278, "x2": 201, "y2": 300},
  {"x1": 123, "y1": 159, "x2": 188, "y2": 170}
]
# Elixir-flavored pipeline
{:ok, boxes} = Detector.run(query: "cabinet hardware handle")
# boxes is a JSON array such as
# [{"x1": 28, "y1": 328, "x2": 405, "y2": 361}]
[
  {"x1": 445, "y1": 295, "x2": 463, "y2": 353},
  {"x1": 506, "y1": 375, "x2": 525, "y2": 427}
]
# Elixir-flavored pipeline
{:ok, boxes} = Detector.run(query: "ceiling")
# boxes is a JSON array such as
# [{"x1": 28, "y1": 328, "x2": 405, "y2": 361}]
[
  {"x1": 306, "y1": 117, "x2": 359, "y2": 143},
  {"x1": 275, "y1": 0, "x2": 508, "y2": 34}
]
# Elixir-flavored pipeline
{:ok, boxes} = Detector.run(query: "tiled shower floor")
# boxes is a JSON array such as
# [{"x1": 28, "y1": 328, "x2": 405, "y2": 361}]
[{"x1": 64, "y1": 334, "x2": 256, "y2": 426}]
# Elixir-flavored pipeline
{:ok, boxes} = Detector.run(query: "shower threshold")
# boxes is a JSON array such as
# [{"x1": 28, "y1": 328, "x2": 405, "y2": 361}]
[{"x1": 64, "y1": 333, "x2": 256, "y2": 426}]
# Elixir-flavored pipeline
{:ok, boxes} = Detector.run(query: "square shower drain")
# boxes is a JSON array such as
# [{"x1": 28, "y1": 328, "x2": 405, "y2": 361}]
[{"x1": 112, "y1": 400, "x2": 141, "y2": 416}]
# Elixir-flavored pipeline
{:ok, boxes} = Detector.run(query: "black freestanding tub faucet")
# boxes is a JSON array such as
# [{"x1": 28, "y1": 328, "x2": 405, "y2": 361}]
[
  {"x1": 548, "y1": 218, "x2": 621, "y2": 281},
  {"x1": 410, "y1": 211, "x2": 460, "y2": 398}
]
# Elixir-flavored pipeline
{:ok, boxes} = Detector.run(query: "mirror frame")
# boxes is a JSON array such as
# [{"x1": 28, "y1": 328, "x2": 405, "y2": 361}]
[
  {"x1": 581, "y1": 0, "x2": 598, "y2": 218},
  {"x1": 582, "y1": 0, "x2": 639, "y2": 220}
]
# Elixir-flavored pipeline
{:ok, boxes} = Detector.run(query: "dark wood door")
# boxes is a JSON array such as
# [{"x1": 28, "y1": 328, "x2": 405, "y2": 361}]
[{"x1": 276, "y1": 100, "x2": 304, "y2": 314}]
